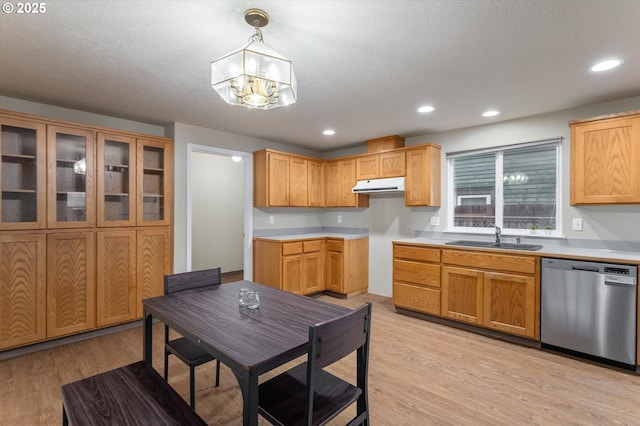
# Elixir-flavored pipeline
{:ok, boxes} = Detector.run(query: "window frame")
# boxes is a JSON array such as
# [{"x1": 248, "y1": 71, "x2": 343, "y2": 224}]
[{"x1": 446, "y1": 139, "x2": 562, "y2": 237}]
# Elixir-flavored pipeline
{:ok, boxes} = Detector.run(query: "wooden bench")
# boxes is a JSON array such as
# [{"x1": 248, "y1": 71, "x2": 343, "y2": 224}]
[{"x1": 61, "y1": 360, "x2": 207, "y2": 425}]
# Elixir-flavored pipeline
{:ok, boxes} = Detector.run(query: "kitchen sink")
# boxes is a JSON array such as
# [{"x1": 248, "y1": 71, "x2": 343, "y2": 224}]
[{"x1": 445, "y1": 240, "x2": 543, "y2": 251}]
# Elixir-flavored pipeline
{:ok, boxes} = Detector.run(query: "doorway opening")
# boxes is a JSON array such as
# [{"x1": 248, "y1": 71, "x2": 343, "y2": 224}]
[{"x1": 186, "y1": 144, "x2": 253, "y2": 280}]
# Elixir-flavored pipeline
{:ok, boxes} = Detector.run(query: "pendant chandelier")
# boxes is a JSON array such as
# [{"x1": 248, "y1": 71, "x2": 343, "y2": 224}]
[{"x1": 210, "y1": 8, "x2": 297, "y2": 110}]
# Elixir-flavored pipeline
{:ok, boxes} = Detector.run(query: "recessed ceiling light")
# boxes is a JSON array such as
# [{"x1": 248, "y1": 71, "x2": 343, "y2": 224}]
[
  {"x1": 482, "y1": 110, "x2": 500, "y2": 117},
  {"x1": 323, "y1": 129, "x2": 335, "y2": 136},
  {"x1": 417, "y1": 105, "x2": 435, "y2": 113},
  {"x1": 231, "y1": 155, "x2": 242, "y2": 162},
  {"x1": 590, "y1": 58, "x2": 623, "y2": 72}
]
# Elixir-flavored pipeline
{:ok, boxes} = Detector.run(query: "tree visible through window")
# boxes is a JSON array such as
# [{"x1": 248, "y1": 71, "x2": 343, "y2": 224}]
[{"x1": 448, "y1": 140, "x2": 560, "y2": 233}]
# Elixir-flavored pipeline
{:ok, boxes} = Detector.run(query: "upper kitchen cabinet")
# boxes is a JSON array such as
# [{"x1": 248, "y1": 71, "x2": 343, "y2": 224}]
[
  {"x1": 0, "y1": 115, "x2": 46, "y2": 230},
  {"x1": 47, "y1": 125, "x2": 95, "y2": 228},
  {"x1": 307, "y1": 160, "x2": 325, "y2": 207},
  {"x1": 355, "y1": 151, "x2": 406, "y2": 180},
  {"x1": 570, "y1": 112, "x2": 640, "y2": 204},
  {"x1": 405, "y1": 144, "x2": 441, "y2": 207},
  {"x1": 137, "y1": 139, "x2": 172, "y2": 226},
  {"x1": 254, "y1": 149, "x2": 324, "y2": 207},
  {"x1": 325, "y1": 158, "x2": 369, "y2": 208},
  {"x1": 97, "y1": 133, "x2": 136, "y2": 227}
]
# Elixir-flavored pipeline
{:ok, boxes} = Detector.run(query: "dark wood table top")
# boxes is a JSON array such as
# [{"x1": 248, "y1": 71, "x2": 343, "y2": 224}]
[{"x1": 143, "y1": 280, "x2": 351, "y2": 374}]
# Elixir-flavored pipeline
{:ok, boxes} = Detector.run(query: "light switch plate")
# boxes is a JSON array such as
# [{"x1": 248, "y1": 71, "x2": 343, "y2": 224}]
[
  {"x1": 430, "y1": 216, "x2": 440, "y2": 226},
  {"x1": 337, "y1": 215, "x2": 342, "y2": 224},
  {"x1": 572, "y1": 218, "x2": 583, "y2": 231},
  {"x1": 269, "y1": 215, "x2": 275, "y2": 224}
]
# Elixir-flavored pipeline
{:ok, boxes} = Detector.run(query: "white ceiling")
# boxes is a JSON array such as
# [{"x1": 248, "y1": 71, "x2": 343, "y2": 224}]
[{"x1": 1, "y1": 0, "x2": 639, "y2": 152}]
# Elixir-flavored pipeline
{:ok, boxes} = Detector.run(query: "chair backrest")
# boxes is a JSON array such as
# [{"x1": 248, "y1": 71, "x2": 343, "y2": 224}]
[
  {"x1": 308, "y1": 302, "x2": 371, "y2": 370},
  {"x1": 305, "y1": 302, "x2": 372, "y2": 423},
  {"x1": 164, "y1": 267, "x2": 221, "y2": 295}
]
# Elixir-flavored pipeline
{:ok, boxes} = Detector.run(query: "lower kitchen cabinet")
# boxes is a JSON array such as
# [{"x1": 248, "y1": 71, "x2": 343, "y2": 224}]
[
  {"x1": 0, "y1": 233, "x2": 46, "y2": 350},
  {"x1": 326, "y1": 238, "x2": 368, "y2": 297},
  {"x1": 483, "y1": 271, "x2": 536, "y2": 337},
  {"x1": 392, "y1": 243, "x2": 441, "y2": 315},
  {"x1": 392, "y1": 243, "x2": 539, "y2": 340},
  {"x1": 441, "y1": 249, "x2": 538, "y2": 339},
  {"x1": 253, "y1": 236, "x2": 368, "y2": 297},
  {"x1": 96, "y1": 230, "x2": 137, "y2": 327},
  {"x1": 46, "y1": 231, "x2": 96, "y2": 338},
  {"x1": 441, "y1": 266, "x2": 483, "y2": 324}
]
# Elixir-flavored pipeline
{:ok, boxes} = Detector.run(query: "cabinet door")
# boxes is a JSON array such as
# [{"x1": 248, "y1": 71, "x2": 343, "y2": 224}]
[
  {"x1": 405, "y1": 146, "x2": 441, "y2": 207},
  {"x1": 326, "y1": 251, "x2": 343, "y2": 293},
  {"x1": 483, "y1": 272, "x2": 536, "y2": 338},
  {"x1": 47, "y1": 232, "x2": 96, "y2": 338},
  {"x1": 137, "y1": 139, "x2": 172, "y2": 226},
  {"x1": 47, "y1": 125, "x2": 95, "y2": 228},
  {"x1": 136, "y1": 228, "x2": 171, "y2": 317},
  {"x1": 267, "y1": 152, "x2": 289, "y2": 206},
  {"x1": 96, "y1": 230, "x2": 137, "y2": 327},
  {"x1": 571, "y1": 116, "x2": 640, "y2": 204},
  {"x1": 325, "y1": 161, "x2": 340, "y2": 207},
  {"x1": 0, "y1": 116, "x2": 46, "y2": 230},
  {"x1": 302, "y1": 251, "x2": 324, "y2": 294},
  {"x1": 441, "y1": 266, "x2": 483, "y2": 325},
  {"x1": 339, "y1": 159, "x2": 357, "y2": 206},
  {"x1": 282, "y1": 255, "x2": 302, "y2": 294},
  {"x1": 0, "y1": 233, "x2": 46, "y2": 350},
  {"x1": 379, "y1": 152, "x2": 405, "y2": 178},
  {"x1": 289, "y1": 157, "x2": 308, "y2": 207},
  {"x1": 97, "y1": 133, "x2": 136, "y2": 227},
  {"x1": 356, "y1": 155, "x2": 379, "y2": 180},
  {"x1": 307, "y1": 160, "x2": 325, "y2": 207}
]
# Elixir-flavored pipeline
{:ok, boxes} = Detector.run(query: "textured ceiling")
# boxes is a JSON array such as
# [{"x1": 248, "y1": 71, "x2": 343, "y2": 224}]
[{"x1": 1, "y1": 0, "x2": 639, "y2": 151}]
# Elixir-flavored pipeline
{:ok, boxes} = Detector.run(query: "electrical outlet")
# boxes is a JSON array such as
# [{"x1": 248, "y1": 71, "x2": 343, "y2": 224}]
[
  {"x1": 430, "y1": 216, "x2": 440, "y2": 226},
  {"x1": 269, "y1": 215, "x2": 274, "y2": 224},
  {"x1": 337, "y1": 215, "x2": 342, "y2": 224},
  {"x1": 572, "y1": 218, "x2": 583, "y2": 231}
]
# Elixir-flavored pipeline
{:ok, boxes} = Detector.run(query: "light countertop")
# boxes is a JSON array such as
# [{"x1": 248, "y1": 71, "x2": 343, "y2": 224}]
[
  {"x1": 255, "y1": 233, "x2": 368, "y2": 241},
  {"x1": 395, "y1": 237, "x2": 640, "y2": 263}
]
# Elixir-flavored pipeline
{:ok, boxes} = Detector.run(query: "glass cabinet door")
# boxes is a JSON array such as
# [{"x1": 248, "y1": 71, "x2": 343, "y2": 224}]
[
  {"x1": 47, "y1": 125, "x2": 95, "y2": 228},
  {"x1": 97, "y1": 133, "x2": 136, "y2": 227},
  {"x1": 137, "y1": 139, "x2": 172, "y2": 226},
  {"x1": 0, "y1": 117, "x2": 46, "y2": 229}
]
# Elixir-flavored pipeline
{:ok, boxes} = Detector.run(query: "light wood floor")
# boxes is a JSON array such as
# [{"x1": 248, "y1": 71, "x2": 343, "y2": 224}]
[{"x1": 3, "y1": 290, "x2": 640, "y2": 425}]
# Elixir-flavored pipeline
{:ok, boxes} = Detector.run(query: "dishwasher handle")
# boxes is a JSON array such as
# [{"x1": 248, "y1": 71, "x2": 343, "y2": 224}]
[{"x1": 572, "y1": 265, "x2": 600, "y2": 272}]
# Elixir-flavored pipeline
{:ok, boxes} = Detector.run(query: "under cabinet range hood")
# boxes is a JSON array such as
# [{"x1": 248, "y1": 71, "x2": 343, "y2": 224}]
[{"x1": 352, "y1": 177, "x2": 405, "y2": 193}]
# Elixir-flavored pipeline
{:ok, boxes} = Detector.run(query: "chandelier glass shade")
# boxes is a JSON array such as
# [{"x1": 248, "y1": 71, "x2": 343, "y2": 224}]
[{"x1": 211, "y1": 9, "x2": 297, "y2": 109}]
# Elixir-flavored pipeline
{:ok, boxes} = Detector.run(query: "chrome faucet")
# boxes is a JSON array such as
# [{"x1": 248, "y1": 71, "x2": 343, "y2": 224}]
[{"x1": 495, "y1": 226, "x2": 501, "y2": 244}]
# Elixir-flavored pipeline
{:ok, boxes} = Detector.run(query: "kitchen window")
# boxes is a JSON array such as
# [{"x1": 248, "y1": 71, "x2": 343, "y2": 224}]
[{"x1": 447, "y1": 138, "x2": 561, "y2": 235}]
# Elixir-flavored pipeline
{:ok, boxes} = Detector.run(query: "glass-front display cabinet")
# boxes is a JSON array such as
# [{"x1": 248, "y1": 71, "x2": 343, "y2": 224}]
[
  {"x1": 137, "y1": 139, "x2": 172, "y2": 226},
  {"x1": 47, "y1": 125, "x2": 95, "y2": 228},
  {"x1": 0, "y1": 117, "x2": 46, "y2": 229},
  {"x1": 97, "y1": 133, "x2": 136, "y2": 227}
]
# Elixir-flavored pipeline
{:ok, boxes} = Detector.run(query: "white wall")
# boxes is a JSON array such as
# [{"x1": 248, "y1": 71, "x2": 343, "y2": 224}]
[
  {"x1": 191, "y1": 152, "x2": 244, "y2": 272},
  {"x1": 4, "y1": 94, "x2": 640, "y2": 299},
  {"x1": 171, "y1": 122, "x2": 323, "y2": 274}
]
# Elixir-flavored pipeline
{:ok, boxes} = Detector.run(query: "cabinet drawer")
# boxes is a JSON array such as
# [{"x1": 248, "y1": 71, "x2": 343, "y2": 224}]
[
  {"x1": 394, "y1": 260, "x2": 441, "y2": 288},
  {"x1": 282, "y1": 242, "x2": 302, "y2": 255},
  {"x1": 394, "y1": 245, "x2": 440, "y2": 262},
  {"x1": 442, "y1": 249, "x2": 536, "y2": 275},
  {"x1": 326, "y1": 240, "x2": 343, "y2": 252},
  {"x1": 393, "y1": 282, "x2": 440, "y2": 316},
  {"x1": 303, "y1": 240, "x2": 323, "y2": 253}
]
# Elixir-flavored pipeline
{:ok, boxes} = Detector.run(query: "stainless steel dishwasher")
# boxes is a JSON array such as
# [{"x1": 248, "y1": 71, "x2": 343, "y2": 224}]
[{"x1": 541, "y1": 257, "x2": 637, "y2": 367}]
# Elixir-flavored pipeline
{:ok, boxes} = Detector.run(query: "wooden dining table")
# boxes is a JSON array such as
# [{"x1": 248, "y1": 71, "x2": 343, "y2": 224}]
[{"x1": 142, "y1": 280, "x2": 352, "y2": 426}]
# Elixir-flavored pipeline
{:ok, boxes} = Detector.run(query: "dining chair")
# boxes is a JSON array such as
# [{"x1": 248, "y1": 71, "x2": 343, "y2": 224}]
[
  {"x1": 164, "y1": 267, "x2": 222, "y2": 409},
  {"x1": 258, "y1": 302, "x2": 372, "y2": 426}
]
